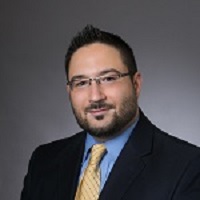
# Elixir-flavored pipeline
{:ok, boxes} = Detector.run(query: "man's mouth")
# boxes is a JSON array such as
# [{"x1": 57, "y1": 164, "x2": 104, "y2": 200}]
[
  {"x1": 85, "y1": 102, "x2": 114, "y2": 116},
  {"x1": 88, "y1": 108, "x2": 110, "y2": 116}
]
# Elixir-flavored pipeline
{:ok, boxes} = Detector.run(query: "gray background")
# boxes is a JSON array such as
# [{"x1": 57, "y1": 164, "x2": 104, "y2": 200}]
[{"x1": 1, "y1": 0, "x2": 200, "y2": 199}]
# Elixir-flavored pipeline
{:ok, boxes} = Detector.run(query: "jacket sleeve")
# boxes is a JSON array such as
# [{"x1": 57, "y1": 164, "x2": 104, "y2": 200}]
[
  {"x1": 172, "y1": 154, "x2": 200, "y2": 200},
  {"x1": 20, "y1": 149, "x2": 38, "y2": 200}
]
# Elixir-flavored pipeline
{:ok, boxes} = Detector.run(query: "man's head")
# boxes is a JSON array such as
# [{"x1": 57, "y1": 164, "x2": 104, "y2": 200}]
[
  {"x1": 65, "y1": 25, "x2": 142, "y2": 141},
  {"x1": 65, "y1": 25, "x2": 137, "y2": 80}
]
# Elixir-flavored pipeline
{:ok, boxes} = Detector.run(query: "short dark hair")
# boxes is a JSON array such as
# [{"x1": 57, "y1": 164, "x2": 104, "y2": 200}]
[{"x1": 65, "y1": 25, "x2": 137, "y2": 80}]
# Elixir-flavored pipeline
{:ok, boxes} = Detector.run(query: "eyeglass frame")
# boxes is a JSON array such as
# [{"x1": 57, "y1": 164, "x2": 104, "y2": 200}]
[{"x1": 66, "y1": 71, "x2": 133, "y2": 90}]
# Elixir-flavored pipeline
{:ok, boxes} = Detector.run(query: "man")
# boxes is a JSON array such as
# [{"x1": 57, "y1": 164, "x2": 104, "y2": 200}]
[{"x1": 21, "y1": 25, "x2": 200, "y2": 200}]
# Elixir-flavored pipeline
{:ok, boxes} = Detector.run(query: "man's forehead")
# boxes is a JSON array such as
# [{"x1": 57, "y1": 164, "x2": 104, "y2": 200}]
[
  {"x1": 68, "y1": 44, "x2": 127, "y2": 78},
  {"x1": 69, "y1": 63, "x2": 129, "y2": 78},
  {"x1": 69, "y1": 43, "x2": 121, "y2": 63}
]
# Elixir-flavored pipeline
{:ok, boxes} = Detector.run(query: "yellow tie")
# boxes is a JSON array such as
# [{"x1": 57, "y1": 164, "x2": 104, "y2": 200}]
[{"x1": 75, "y1": 144, "x2": 106, "y2": 200}]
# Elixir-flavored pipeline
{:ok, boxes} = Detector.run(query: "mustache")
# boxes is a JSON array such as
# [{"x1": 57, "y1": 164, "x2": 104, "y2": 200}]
[{"x1": 85, "y1": 101, "x2": 115, "y2": 112}]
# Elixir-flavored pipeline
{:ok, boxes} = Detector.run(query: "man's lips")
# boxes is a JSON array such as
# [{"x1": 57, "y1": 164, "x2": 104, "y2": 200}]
[
  {"x1": 84, "y1": 102, "x2": 115, "y2": 117},
  {"x1": 85, "y1": 103, "x2": 114, "y2": 114},
  {"x1": 88, "y1": 108, "x2": 110, "y2": 116}
]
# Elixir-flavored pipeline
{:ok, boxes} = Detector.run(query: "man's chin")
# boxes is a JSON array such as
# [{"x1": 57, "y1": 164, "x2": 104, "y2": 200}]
[
  {"x1": 76, "y1": 112, "x2": 120, "y2": 138},
  {"x1": 84, "y1": 113, "x2": 107, "y2": 124},
  {"x1": 87, "y1": 119, "x2": 111, "y2": 129},
  {"x1": 86, "y1": 125, "x2": 112, "y2": 138}
]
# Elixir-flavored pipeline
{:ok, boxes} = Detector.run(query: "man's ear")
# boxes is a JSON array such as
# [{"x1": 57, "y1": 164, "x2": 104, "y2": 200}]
[
  {"x1": 132, "y1": 72, "x2": 142, "y2": 98},
  {"x1": 66, "y1": 84, "x2": 70, "y2": 94}
]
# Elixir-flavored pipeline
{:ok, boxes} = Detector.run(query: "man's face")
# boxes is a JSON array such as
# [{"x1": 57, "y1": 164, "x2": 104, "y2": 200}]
[{"x1": 67, "y1": 43, "x2": 142, "y2": 140}]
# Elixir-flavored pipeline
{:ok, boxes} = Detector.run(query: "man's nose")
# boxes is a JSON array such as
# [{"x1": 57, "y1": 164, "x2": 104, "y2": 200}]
[{"x1": 88, "y1": 81, "x2": 106, "y2": 102}]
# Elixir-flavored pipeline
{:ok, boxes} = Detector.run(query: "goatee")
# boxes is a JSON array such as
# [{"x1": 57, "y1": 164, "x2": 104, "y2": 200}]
[{"x1": 71, "y1": 95, "x2": 138, "y2": 139}]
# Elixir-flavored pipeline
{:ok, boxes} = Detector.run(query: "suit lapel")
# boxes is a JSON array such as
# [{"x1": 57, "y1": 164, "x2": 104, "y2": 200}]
[
  {"x1": 57, "y1": 132, "x2": 86, "y2": 200},
  {"x1": 99, "y1": 111, "x2": 154, "y2": 200}
]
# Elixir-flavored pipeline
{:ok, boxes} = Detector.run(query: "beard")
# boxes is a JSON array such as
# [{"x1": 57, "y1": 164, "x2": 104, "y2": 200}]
[{"x1": 71, "y1": 90, "x2": 138, "y2": 139}]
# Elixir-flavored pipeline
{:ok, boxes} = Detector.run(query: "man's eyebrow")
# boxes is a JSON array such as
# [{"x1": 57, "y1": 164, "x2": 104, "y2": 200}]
[
  {"x1": 99, "y1": 68, "x2": 121, "y2": 76},
  {"x1": 70, "y1": 68, "x2": 121, "y2": 80},
  {"x1": 71, "y1": 75, "x2": 88, "y2": 80}
]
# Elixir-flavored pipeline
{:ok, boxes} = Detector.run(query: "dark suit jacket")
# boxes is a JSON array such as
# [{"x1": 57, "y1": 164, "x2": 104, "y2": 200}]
[{"x1": 21, "y1": 111, "x2": 200, "y2": 200}]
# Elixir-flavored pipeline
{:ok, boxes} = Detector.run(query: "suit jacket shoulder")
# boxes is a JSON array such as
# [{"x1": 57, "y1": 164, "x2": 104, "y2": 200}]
[
  {"x1": 153, "y1": 125, "x2": 200, "y2": 161},
  {"x1": 21, "y1": 131, "x2": 86, "y2": 200},
  {"x1": 32, "y1": 131, "x2": 86, "y2": 166}
]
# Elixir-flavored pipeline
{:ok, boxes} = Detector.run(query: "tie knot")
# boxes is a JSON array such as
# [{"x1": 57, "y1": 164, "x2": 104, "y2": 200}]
[{"x1": 89, "y1": 144, "x2": 106, "y2": 167}]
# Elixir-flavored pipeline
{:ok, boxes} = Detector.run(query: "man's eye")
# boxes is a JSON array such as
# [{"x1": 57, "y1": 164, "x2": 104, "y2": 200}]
[
  {"x1": 102, "y1": 75, "x2": 118, "y2": 82},
  {"x1": 74, "y1": 80, "x2": 88, "y2": 87}
]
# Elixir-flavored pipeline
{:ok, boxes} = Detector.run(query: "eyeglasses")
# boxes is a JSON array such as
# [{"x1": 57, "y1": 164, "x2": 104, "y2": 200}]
[{"x1": 67, "y1": 71, "x2": 131, "y2": 90}]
